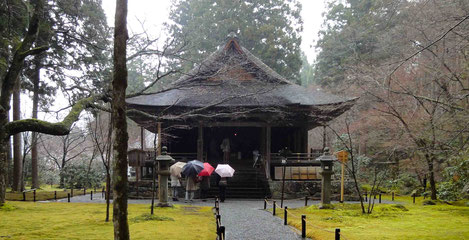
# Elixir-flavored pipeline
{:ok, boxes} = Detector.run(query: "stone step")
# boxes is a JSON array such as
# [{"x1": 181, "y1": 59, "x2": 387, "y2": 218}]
[{"x1": 205, "y1": 166, "x2": 271, "y2": 198}]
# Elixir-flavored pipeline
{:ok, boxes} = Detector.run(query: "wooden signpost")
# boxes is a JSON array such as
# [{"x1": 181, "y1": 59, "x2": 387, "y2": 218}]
[{"x1": 336, "y1": 150, "x2": 348, "y2": 203}]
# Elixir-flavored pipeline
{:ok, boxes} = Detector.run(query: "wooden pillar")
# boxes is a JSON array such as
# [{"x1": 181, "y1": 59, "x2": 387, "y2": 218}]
[
  {"x1": 197, "y1": 123, "x2": 204, "y2": 161},
  {"x1": 260, "y1": 127, "x2": 266, "y2": 156},
  {"x1": 137, "y1": 127, "x2": 145, "y2": 183},
  {"x1": 140, "y1": 127, "x2": 145, "y2": 150},
  {"x1": 322, "y1": 125, "x2": 327, "y2": 150},
  {"x1": 295, "y1": 128, "x2": 301, "y2": 152},
  {"x1": 157, "y1": 123, "x2": 162, "y2": 155},
  {"x1": 266, "y1": 126, "x2": 271, "y2": 179},
  {"x1": 156, "y1": 122, "x2": 162, "y2": 202},
  {"x1": 302, "y1": 127, "x2": 308, "y2": 153}
]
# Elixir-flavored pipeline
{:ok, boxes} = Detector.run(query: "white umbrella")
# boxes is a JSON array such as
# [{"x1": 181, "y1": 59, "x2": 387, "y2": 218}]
[
  {"x1": 170, "y1": 162, "x2": 186, "y2": 177},
  {"x1": 215, "y1": 164, "x2": 235, "y2": 178}
]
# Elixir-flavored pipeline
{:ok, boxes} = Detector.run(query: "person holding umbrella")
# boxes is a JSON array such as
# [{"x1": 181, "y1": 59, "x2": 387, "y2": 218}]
[
  {"x1": 182, "y1": 160, "x2": 205, "y2": 203},
  {"x1": 198, "y1": 162, "x2": 214, "y2": 202},
  {"x1": 215, "y1": 164, "x2": 235, "y2": 202},
  {"x1": 170, "y1": 162, "x2": 186, "y2": 201},
  {"x1": 185, "y1": 175, "x2": 198, "y2": 203},
  {"x1": 218, "y1": 177, "x2": 227, "y2": 202}
]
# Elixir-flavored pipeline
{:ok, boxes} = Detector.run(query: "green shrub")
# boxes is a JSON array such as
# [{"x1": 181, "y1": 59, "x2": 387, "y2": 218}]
[
  {"x1": 0, "y1": 204, "x2": 17, "y2": 211},
  {"x1": 437, "y1": 181, "x2": 460, "y2": 201},
  {"x1": 131, "y1": 213, "x2": 174, "y2": 223},
  {"x1": 319, "y1": 204, "x2": 335, "y2": 209},
  {"x1": 439, "y1": 148, "x2": 469, "y2": 201},
  {"x1": 61, "y1": 164, "x2": 104, "y2": 189},
  {"x1": 377, "y1": 204, "x2": 409, "y2": 212},
  {"x1": 422, "y1": 200, "x2": 436, "y2": 205}
]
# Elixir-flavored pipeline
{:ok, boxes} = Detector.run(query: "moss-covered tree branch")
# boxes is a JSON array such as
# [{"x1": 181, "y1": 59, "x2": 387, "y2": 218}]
[
  {"x1": 5, "y1": 95, "x2": 100, "y2": 137},
  {"x1": 20, "y1": 45, "x2": 49, "y2": 58}
]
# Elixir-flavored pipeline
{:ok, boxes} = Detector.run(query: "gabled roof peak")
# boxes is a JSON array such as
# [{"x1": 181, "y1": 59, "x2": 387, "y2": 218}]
[
  {"x1": 224, "y1": 32, "x2": 242, "y2": 53},
  {"x1": 173, "y1": 34, "x2": 295, "y2": 86},
  {"x1": 226, "y1": 32, "x2": 238, "y2": 39}
]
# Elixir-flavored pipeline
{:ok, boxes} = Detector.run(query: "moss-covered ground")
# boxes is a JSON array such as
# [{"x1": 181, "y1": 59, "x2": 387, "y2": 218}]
[
  {"x1": 276, "y1": 195, "x2": 469, "y2": 240},
  {"x1": 0, "y1": 202, "x2": 216, "y2": 240}
]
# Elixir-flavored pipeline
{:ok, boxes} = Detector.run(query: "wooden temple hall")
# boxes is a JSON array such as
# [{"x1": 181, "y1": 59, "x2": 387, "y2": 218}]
[{"x1": 126, "y1": 34, "x2": 355, "y2": 198}]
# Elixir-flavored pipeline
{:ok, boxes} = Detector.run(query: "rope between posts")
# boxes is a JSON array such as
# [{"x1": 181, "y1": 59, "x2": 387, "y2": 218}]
[
  {"x1": 264, "y1": 199, "x2": 351, "y2": 240},
  {"x1": 283, "y1": 208, "x2": 351, "y2": 240},
  {"x1": 264, "y1": 198, "x2": 273, "y2": 206},
  {"x1": 284, "y1": 208, "x2": 300, "y2": 219},
  {"x1": 274, "y1": 202, "x2": 281, "y2": 209}
]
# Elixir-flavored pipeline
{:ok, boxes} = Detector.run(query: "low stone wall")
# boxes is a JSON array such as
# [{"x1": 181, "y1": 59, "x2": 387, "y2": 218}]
[
  {"x1": 128, "y1": 181, "x2": 155, "y2": 199},
  {"x1": 269, "y1": 180, "x2": 362, "y2": 201},
  {"x1": 128, "y1": 181, "x2": 199, "y2": 199},
  {"x1": 268, "y1": 180, "x2": 321, "y2": 199}
]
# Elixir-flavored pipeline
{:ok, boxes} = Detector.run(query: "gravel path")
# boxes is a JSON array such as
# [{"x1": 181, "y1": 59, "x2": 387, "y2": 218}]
[{"x1": 215, "y1": 199, "x2": 305, "y2": 240}]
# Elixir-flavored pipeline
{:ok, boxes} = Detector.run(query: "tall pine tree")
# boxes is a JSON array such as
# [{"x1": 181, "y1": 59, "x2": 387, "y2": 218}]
[{"x1": 314, "y1": 0, "x2": 404, "y2": 86}]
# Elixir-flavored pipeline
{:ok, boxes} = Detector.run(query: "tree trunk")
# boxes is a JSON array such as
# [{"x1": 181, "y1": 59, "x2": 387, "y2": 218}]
[
  {"x1": 106, "y1": 112, "x2": 112, "y2": 222},
  {"x1": 12, "y1": 76, "x2": 23, "y2": 192},
  {"x1": 106, "y1": 170, "x2": 111, "y2": 222},
  {"x1": 31, "y1": 56, "x2": 41, "y2": 189},
  {"x1": 0, "y1": 126, "x2": 8, "y2": 205},
  {"x1": 427, "y1": 155, "x2": 437, "y2": 200},
  {"x1": 6, "y1": 114, "x2": 12, "y2": 188},
  {"x1": 111, "y1": 0, "x2": 129, "y2": 239},
  {"x1": 59, "y1": 171, "x2": 65, "y2": 188}
]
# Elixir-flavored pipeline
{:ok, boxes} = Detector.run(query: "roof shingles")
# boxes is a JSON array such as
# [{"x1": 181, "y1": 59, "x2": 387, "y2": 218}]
[{"x1": 126, "y1": 35, "x2": 356, "y2": 123}]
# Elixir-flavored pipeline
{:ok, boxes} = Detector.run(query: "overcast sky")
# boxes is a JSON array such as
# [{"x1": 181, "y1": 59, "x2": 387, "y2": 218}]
[{"x1": 101, "y1": 0, "x2": 327, "y2": 63}]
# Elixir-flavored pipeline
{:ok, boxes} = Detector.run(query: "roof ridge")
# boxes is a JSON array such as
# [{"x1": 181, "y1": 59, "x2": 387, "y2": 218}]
[{"x1": 173, "y1": 36, "x2": 294, "y2": 86}]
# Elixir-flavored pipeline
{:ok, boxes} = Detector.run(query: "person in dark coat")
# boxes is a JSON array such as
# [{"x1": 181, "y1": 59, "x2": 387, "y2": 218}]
[
  {"x1": 199, "y1": 176, "x2": 211, "y2": 202},
  {"x1": 218, "y1": 177, "x2": 227, "y2": 202}
]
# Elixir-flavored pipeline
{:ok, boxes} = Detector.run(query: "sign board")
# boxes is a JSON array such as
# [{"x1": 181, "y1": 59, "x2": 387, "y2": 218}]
[{"x1": 336, "y1": 150, "x2": 348, "y2": 163}]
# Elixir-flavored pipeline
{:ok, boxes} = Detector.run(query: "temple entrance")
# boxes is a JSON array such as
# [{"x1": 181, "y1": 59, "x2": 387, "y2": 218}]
[{"x1": 205, "y1": 127, "x2": 261, "y2": 167}]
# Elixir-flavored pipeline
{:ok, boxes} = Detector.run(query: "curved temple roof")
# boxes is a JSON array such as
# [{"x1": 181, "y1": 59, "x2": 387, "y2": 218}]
[{"x1": 126, "y1": 34, "x2": 356, "y2": 128}]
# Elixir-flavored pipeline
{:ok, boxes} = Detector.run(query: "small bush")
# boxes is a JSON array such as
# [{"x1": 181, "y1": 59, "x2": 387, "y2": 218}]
[
  {"x1": 392, "y1": 173, "x2": 421, "y2": 195},
  {"x1": 319, "y1": 204, "x2": 335, "y2": 209},
  {"x1": 422, "y1": 200, "x2": 436, "y2": 205},
  {"x1": 61, "y1": 164, "x2": 104, "y2": 189},
  {"x1": 437, "y1": 181, "x2": 460, "y2": 201},
  {"x1": 376, "y1": 204, "x2": 408, "y2": 212},
  {"x1": 0, "y1": 204, "x2": 17, "y2": 211},
  {"x1": 131, "y1": 213, "x2": 174, "y2": 223},
  {"x1": 392, "y1": 204, "x2": 409, "y2": 211}
]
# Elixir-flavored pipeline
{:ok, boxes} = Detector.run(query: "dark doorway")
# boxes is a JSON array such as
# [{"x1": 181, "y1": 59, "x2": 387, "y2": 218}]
[{"x1": 205, "y1": 127, "x2": 261, "y2": 166}]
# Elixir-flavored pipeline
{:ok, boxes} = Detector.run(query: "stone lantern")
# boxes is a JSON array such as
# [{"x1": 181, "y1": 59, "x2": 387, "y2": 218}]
[
  {"x1": 155, "y1": 146, "x2": 175, "y2": 207},
  {"x1": 316, "y1": 147, "x2": 336, "y2": 207}
]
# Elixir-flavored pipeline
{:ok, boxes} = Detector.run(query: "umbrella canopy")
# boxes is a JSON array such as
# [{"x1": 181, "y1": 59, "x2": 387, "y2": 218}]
[
  {"x1": 215, "y1": 164, "x2": 235, "y2": 178},
  {"x1": 198, "y1": 163, "x2": 215, "y2": 177},
  {"x1": 170, "y1": 162, "x2": 186, "y2": 177},
  {"x1": 182, "y1": 160, "x2": 204, "y2": 177}
]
